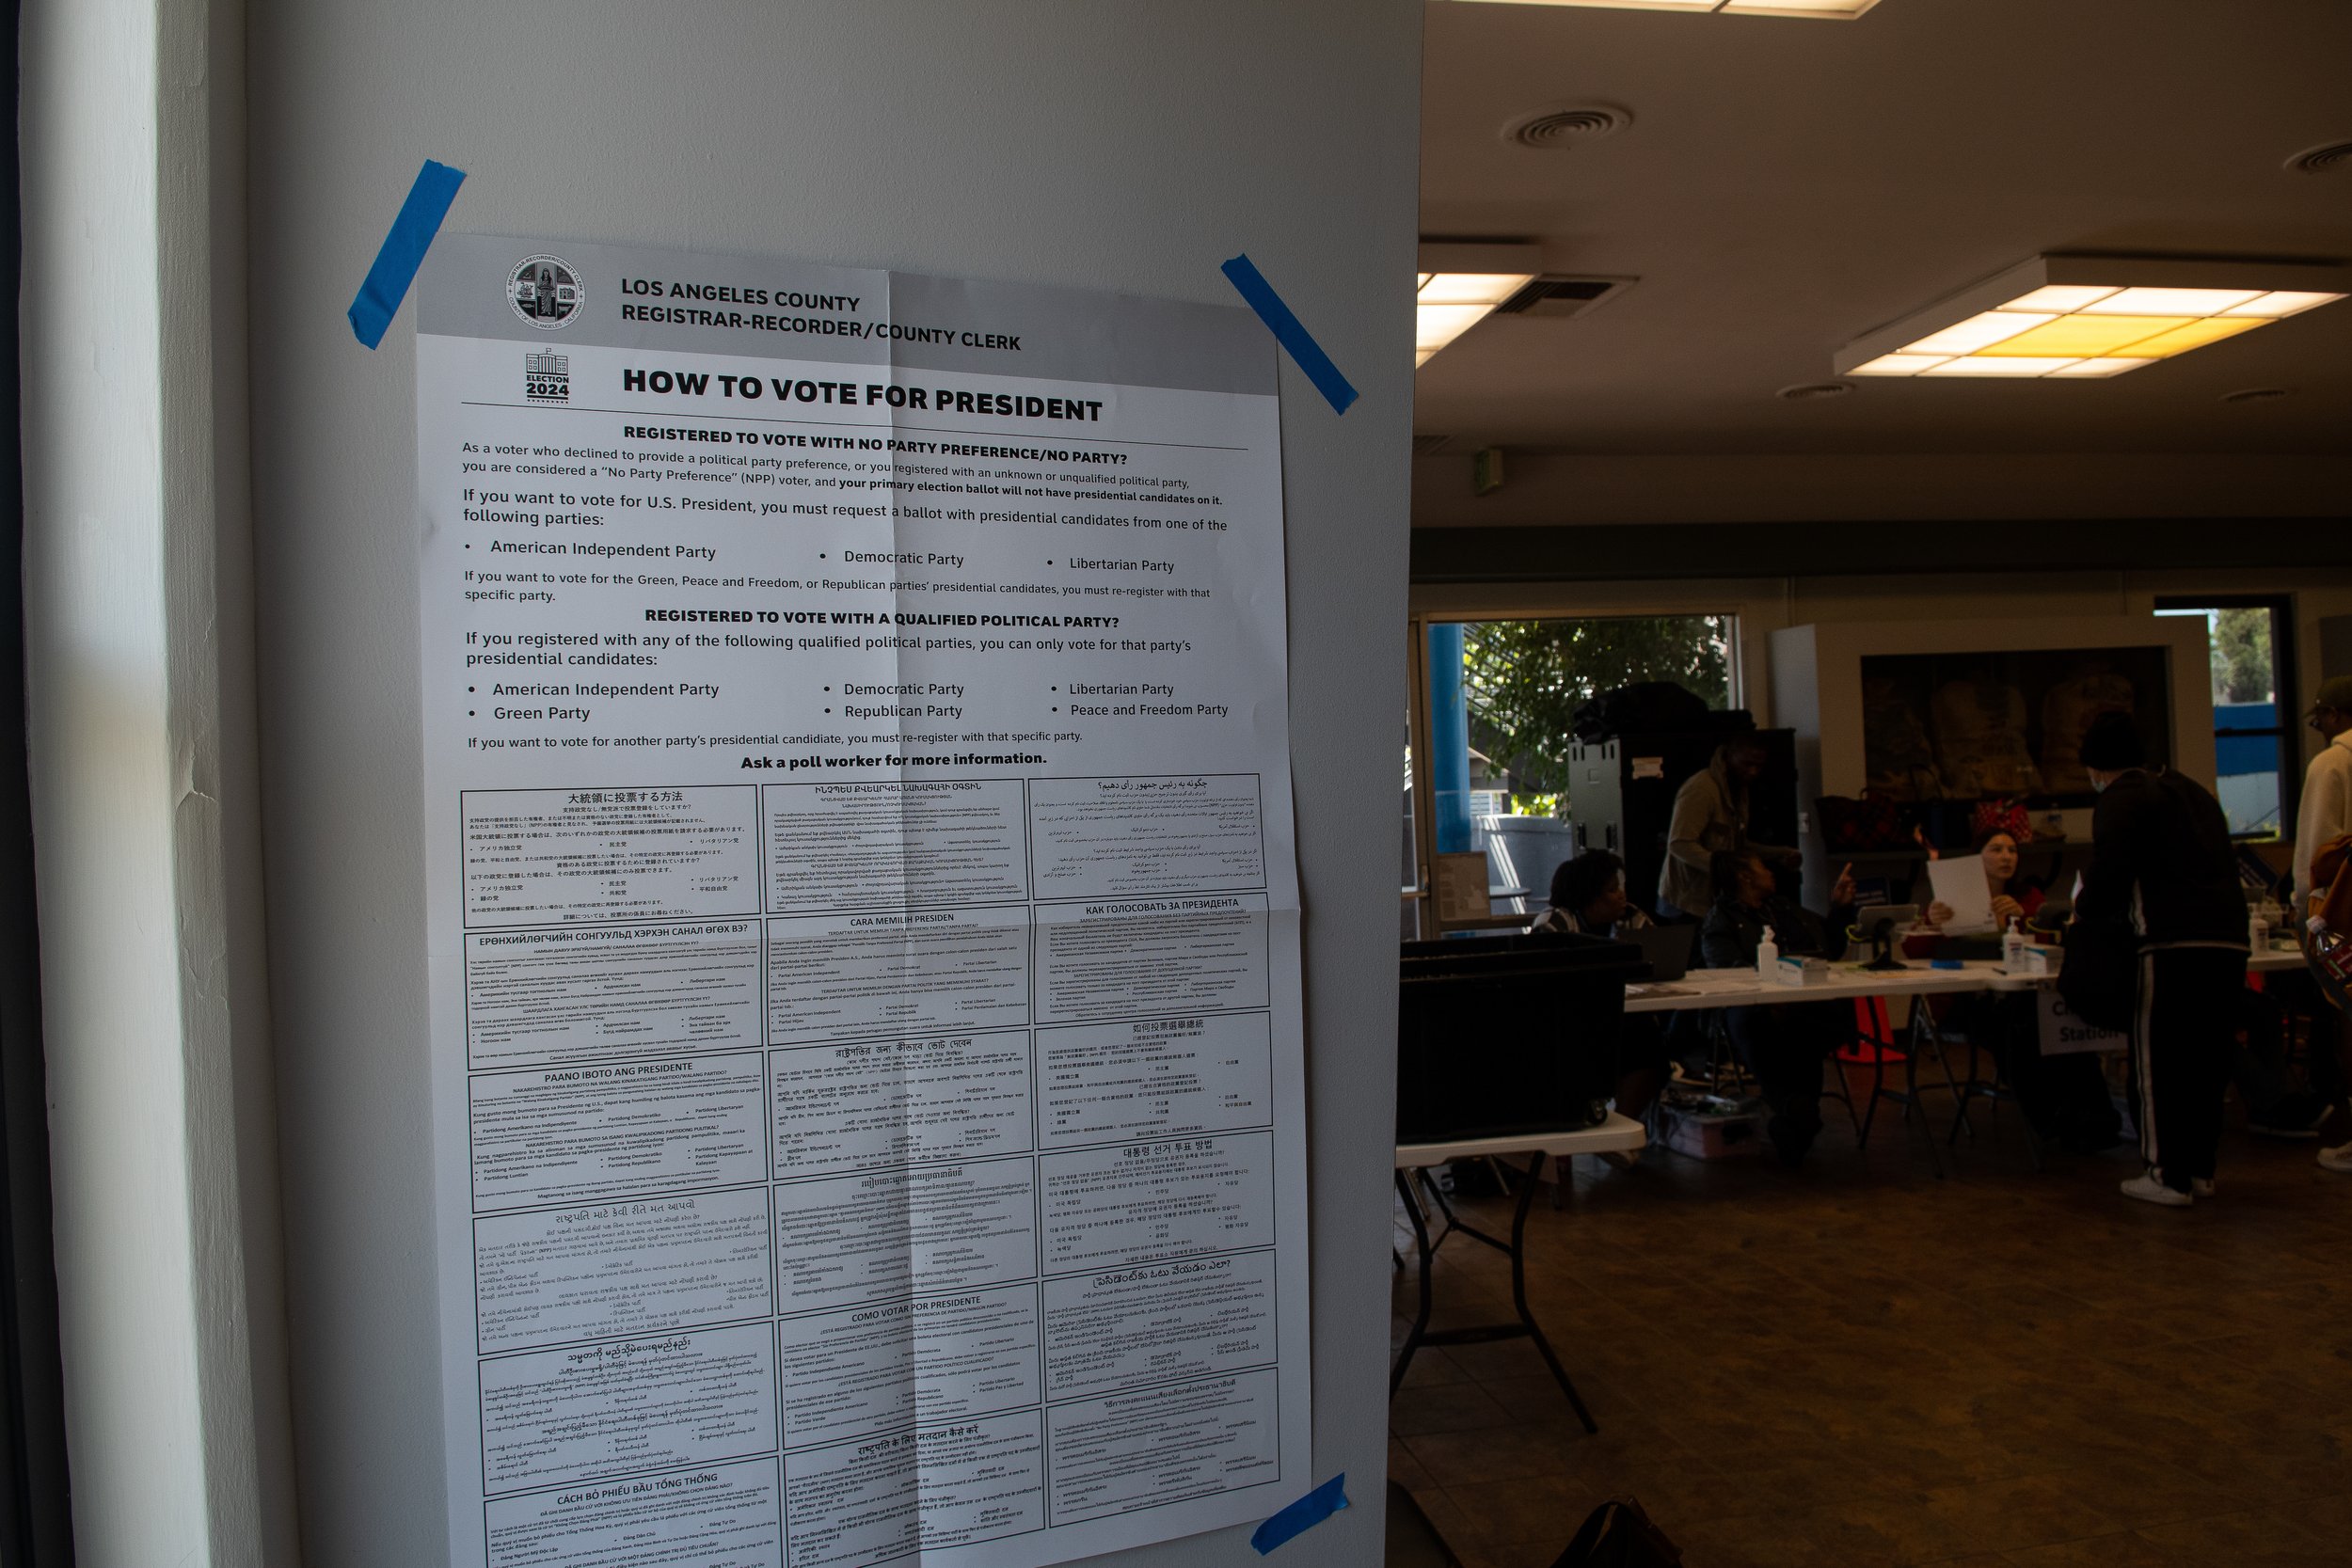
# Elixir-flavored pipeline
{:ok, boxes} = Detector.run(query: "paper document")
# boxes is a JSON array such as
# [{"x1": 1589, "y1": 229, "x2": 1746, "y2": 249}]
[
  {"x1": 1927, "y1": 854, "x2": 1996, "y2": 936},
  {"x1": 416, "y1": 234, "x2": 1311, "y2": 1568}
]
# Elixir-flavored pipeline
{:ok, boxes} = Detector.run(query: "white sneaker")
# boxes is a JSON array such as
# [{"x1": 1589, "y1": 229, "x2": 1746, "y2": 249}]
[
  {"x1": 2320, "y1": 1142, "x2": 2352, "y2": 1173},
  {"x1": 2191, "y1": 1178, "x2": 2216, "y2": 1198},
  {"x1": 2121, "y1": 1172, "x2": 2193, "y2": 1208}
]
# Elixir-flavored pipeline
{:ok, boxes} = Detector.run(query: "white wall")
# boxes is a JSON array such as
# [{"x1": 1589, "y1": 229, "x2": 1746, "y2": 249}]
[
  {"x1": 21, "y1": 0, "x2": 297, "y2": 1563},
  {"x1": 246, "y1": 4, "x2": 1419, "y2": 1564}
]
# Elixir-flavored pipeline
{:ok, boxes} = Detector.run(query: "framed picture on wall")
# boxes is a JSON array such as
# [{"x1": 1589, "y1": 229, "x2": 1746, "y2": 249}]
[{"x1": 1858, "y1": 645, "x2": 2172, "y2": 806}]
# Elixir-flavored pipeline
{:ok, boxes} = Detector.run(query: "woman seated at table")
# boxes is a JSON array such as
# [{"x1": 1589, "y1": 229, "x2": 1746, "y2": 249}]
[
  {"x1": 1913, "y1": 823, "x2": 2044, "y2": 945},
  {"x1": 1699, "y1": 848, "x2": 1857, "y2": 1165},
  {"x1": 1530, "y1": 849, "x2": 1669, "y2": 1133},
  {"x1": 1911, "y1": 827, "x2": 2120, "y2": 1152}
]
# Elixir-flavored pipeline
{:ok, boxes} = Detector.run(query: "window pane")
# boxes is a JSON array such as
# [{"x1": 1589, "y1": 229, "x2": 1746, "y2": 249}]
[
  {"x1": 2155, "y1": 602, "x2": 2285, "y2": 839},
  {"x1": 2218, "y1": 768, "x2": 2282, "y2": 837},
  {"x1": 1430, "y1": 613, "x2": 1737, "y2": 914}
]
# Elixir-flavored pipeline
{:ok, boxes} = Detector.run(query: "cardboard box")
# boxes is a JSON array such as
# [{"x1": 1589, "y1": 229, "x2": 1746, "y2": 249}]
[{"x1": 1656, "y1": 1103, "x2": 1764, "y2": 1159}]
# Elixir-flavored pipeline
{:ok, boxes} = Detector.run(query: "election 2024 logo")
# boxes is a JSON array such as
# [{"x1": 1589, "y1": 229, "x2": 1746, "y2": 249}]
[
  {"x1": 509, "y1": 255, "x2": 583, "y2": 329},
  {"x1": 524, "y1": 352, "x2": 570, "y2": 404}
]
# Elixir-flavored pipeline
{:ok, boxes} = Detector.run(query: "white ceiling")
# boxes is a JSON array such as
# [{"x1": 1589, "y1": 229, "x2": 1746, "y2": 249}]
[{"x1": 1416, "y1": 0, "x2": 2352, "y2": 459}]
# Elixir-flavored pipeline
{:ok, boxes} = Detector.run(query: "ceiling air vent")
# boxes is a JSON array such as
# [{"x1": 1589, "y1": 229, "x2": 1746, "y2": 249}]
[
  {"x1": 2286, "y1": 139, "x2": 2352, "y2": 174},
  {"x1": 1776, "y1": 382, "x2": 1852, "y2": 402},
  {"x1": 2221, "y1": 387, "x2": 2292, "y2": 404},
  {"x1": 1492, "y1": 276, "x2": 1635, "y2": 319},
  {"x1": 1503, "y1": 104, "x2": 1631, "y2": 150},
  {"x1": 1412, "y1": 435, "x2": 1454, "y2": 455}
]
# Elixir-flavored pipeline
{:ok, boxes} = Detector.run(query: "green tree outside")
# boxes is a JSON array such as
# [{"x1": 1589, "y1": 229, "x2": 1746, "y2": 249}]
[
  {"x1": 2210, "y1": 606, "x2": 2274, "y2": 705},
  {"x1": 1457, "y1": 615, "x2": 1733, "y2": 812}
]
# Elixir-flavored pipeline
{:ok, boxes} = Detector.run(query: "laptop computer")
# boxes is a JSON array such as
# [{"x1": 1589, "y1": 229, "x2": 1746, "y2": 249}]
[{"x1": 1622, "y1": 923, "x2": 1695, "y2": 982}]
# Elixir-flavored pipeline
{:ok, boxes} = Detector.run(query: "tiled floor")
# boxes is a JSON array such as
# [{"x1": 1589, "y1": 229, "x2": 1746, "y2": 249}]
[{"x1": 1389, "y1": 1079, "x2": 2352, "y2": 1568}]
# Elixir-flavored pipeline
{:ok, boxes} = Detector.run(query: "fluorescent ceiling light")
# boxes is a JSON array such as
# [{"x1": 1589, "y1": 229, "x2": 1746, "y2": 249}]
[
  {"x1": 1449, "y1": 0, "x2": 1879, "y2": 14},
  {"x1": 2075, "y1": 287, "x2": 2264, "y2": 316},
  {"x1": 1834, "y1": 255, "x2": 2350, "y2": 381},
  {"x1": 1848, "y1": 353, "x2": 1950, "y2": 376},
  {"x1": 1920, "y1": 356, "x2": 2081, "y2": 378},
  {"x1": 2044, "y1": 358, "x2": 2153, "y2": 378},
  {"x1": 1415, "y1": 243, "x2": 1540, "y2": 368},
  {"x1": 1899, "y1": 311, "x2": 2050, "y2": 356},
  {"x1": 2221, "y1": 291, "x2": 2340, "y2": 319}
]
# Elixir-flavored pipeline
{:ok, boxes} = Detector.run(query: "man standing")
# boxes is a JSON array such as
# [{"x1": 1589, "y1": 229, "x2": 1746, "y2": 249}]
[
  {"x1": 1657, "y1": 736, "x2": 1794, "y2": 919},
  {"x1": 2077, "y1": 712, "x2": 2249, "y2": 1206},
  {"x1": 2296, "y1": 677, "x2": 2352, "y2": 1174}
]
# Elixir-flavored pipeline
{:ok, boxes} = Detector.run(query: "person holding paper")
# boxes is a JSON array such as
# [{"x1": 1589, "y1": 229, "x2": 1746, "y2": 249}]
[
  {"x1": 2076, "y1": 712, "x2": 2247, "y2": 1207},
  {"x1": 1918, "y1": 828, "x2": 2042, "y2": 936},
  {"x1": 1699, "y1": 848, "x2": 1856, "y2": 1165},
  {"x1": 1912, "y1": 828, "x2": 2120, "y2": 1152}
]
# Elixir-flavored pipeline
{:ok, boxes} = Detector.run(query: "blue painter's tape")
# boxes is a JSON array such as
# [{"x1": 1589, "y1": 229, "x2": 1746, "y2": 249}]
[
  {"x1": 1250, "y1": 1473, "x2": 1349, "y2": 1555},
  {"x1": 1220, "y1": 255, "x2": 1359, "y2": 416},
  {"x1": 348, "y1": 159, "x2": 468, "y2": 349}
]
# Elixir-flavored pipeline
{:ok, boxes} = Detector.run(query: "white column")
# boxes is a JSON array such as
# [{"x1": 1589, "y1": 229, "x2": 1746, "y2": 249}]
[{"x1": 18, "y1": 0, "x2": 295, "y2": 1561}]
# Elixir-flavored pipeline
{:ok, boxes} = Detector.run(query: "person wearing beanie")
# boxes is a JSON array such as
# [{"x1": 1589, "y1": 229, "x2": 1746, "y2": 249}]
[
  {"x1": 2075, "y1": 711, "x2": 2248, "y2": 1207},
  {"x1": 2297, "y1": 676, "x2": 2352, "y2": 1174}
]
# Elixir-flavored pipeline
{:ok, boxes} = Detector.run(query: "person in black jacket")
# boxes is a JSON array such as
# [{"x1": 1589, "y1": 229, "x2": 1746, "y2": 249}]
[
  {"x1": 1700, "y1": 848, "x2": 1856, "y2": 1164},
  {"x1": 2075, "y1": 711, "x2": 2249, "y2": 1207}
]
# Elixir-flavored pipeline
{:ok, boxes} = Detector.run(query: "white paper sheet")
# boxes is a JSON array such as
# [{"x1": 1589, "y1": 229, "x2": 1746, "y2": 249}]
[
  {"x1": 1927, "y1": 853, "x2": 1996, "y2": 937},
  {"x1": 416, "y1": 234, "x2": 1310, "y2": 1568}
]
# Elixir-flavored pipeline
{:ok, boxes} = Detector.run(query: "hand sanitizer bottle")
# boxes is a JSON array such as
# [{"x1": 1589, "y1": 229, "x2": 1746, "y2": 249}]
[
  {"x1": 2249, "y1": 906, "x2": 2268, "y2": 954},
  {"x1": 1756, "y1": 924, "x2": 1778, "y2": 979},
  {"x1": 2003, "y1": 917, "x2": 2026, "y2": 971}
]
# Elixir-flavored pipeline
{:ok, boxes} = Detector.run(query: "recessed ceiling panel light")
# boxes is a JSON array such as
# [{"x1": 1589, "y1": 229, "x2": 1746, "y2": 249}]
[
  {"x1": 1419, "y1": 273, "x2": 1538, "y2": 307},
  {"x1": 2045, "y1": 357, "x2": 2154, "y2": 378},
  {"x1": 1832, "y1": 255, "x2": 2352, "y2": 380},
  {"x1": 1848, "y1": 353, "x2": 1950, "y2": 375},
  {"x1": 1920, "y1": 356, "x2": 2083, "y2": 377},
  {"x1": 2222, "y1": 291, "x2": 2344, "y2": 318},
  {"x1": 1720, "y1": 0, "x2": 1879, "y2": 13},
  {"x1": 1467, "y1": 0, "x2": 1716, "y2": 8},
  {"x1": 1414, "y1": 242, "x2": 1541, "y2": 368},
  {"x1": 1898, "y1": 311, "x2": 2050, "y2": 356},
  {"x1": 1976, "y1": 315, "x2": 2191, "y2": 357},
  {"x1": 2110, "y1": 317, "x2": 2268, "y2": 358},
  {"x1": 2077, "y1": 287, "x2": 2265, "y2": 316},
  {"x1": 2001, "y1": 285, "x2": 2119, "y2": 313}
]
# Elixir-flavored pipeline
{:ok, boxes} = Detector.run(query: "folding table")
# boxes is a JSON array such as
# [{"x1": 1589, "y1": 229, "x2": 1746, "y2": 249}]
[{"x1": 1391, "y1": 1113, "x2": 1645, "y2": 1433}]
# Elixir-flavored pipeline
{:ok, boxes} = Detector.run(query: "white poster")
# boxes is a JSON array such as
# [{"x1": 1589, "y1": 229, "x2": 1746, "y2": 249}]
[
  {"x1": 2037, "y1": 989, "x2": 2127, "y2": 1055},
  {"x1": 417, "y1": 234, "x2": 1311, "y2": 1568}
]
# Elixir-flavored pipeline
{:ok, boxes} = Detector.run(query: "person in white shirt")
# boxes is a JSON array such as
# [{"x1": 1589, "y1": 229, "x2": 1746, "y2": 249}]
[
  {"x1": 2297, "y1": 676, "x2": 2352, "y2": 914},
  {"x1": 2299, "y1": 676, "x2": 2352, "y2": 1174}
]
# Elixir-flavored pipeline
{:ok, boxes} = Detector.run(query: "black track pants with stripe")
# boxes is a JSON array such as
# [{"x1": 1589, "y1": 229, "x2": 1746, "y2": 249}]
[{"x1": 2127, "y1": 945, "x2": 2247, "y2": 1192}]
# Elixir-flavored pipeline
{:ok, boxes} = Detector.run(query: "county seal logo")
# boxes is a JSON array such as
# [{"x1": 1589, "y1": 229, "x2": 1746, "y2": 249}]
[{"x1": 508, "y1": 255, "x2": 583, "y2": 330}]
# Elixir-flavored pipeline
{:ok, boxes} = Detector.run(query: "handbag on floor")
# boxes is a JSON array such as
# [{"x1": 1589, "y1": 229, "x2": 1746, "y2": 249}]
[{"x1": 1548, "y1": 1496, "x2": 1682, "y2": 1568}]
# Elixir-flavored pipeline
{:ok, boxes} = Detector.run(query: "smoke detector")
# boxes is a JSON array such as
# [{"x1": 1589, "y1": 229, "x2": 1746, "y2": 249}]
[
  {"x1": 2285, "y1": 139, "x2": 2352, "y2": 174},
  {"x1": 1491, "y1": 276, "x2": 1636, "y2": 320},
  {"x1": 1776, "y1": 382, "x2": 1852, "y2": 402},
  {"x1": 1503, "y1": 104, "x2": 1631, "y2": 150}
]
